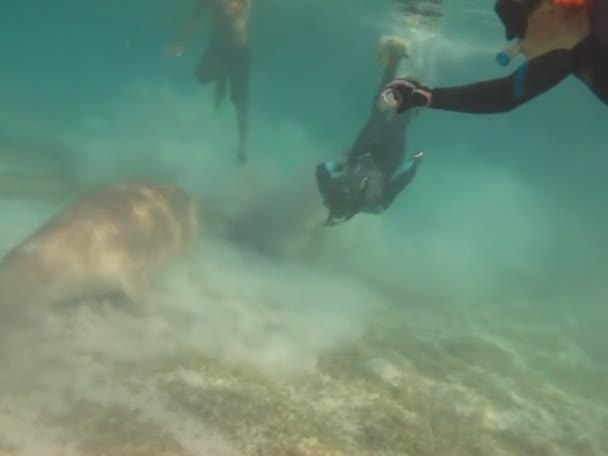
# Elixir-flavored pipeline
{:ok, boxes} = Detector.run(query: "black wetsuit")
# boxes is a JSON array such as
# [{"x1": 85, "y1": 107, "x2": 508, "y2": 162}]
[
  {"x1": 430, "y1": 0, "x2": 608, "y2": 113},
  {"x1": 347, "y1": 57, "x2": 418, "y2": 212}
]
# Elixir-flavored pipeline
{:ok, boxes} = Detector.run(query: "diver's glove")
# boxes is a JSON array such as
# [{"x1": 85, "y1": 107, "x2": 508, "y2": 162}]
[{"x1": 380, "y1": 78, "x2": 432, "y2": 113}]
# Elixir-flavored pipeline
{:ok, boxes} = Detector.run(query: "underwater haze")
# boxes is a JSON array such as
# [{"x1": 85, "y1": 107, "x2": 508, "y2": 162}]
[{"x1": 0, "y1": 0, "x2": 607, "y2": 455}]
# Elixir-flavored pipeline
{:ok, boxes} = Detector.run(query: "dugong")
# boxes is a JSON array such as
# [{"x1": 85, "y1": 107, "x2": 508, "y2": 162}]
[{"x1": 0, "y1": 180, "x2": 202, "y2": 321}]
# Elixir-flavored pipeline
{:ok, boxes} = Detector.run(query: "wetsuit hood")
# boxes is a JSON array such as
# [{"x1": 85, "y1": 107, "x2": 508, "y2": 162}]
[{"x1": 495, "y1": 0, "x2": 543, "y2": 40}]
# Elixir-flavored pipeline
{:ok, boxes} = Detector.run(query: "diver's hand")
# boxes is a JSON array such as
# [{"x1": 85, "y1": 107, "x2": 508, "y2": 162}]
[
  {"x1": 165, "y1": 44, "x2": 185, "y2": 58},
  {"x1": 382, "y1": 78, "x2": 432, "y2": 113}
]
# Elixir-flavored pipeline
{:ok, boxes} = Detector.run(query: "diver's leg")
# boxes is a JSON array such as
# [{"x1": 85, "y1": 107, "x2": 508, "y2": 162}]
[
  {"x1": 230, "y1": 46, "x2": 251, "y2": 164},
  {"x1": 235, "y1": 103, "x2": 249, "y2": 163},
  {"x1": 196, "y1": 42, "x2": 230, "y2": 112},
  {"x1": 377, "y1": 40, "x2": 415, "y2": 174},
  {"x1": 370, "y1": 46, "x2": 404, "y2": 118},
  {"x1": 349, "y1": 68, "x2": 398, "y2": 162},
  {"x1": 350, "y1": 42, "x2": 406, "y2": 160},
  {"x1": 214, "y1": 77, "x2": 228, "y2": 110},
  {"x1": 195, "y1": 42, "x2": 224, "y2": 85}
]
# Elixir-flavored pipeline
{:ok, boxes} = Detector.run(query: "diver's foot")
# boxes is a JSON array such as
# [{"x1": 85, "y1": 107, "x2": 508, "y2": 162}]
[
  {"x1": 236, "y1": 146, "x2": 247, "y2": 164},
  {"x1": 377, "y1": 36, "x2": 409, "y2": 65},
  {"x1": 214, "y1": 96, "x2": 223, "y2": 111}
]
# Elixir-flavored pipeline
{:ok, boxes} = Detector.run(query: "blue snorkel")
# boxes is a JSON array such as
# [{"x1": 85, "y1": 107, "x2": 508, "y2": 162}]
[
  {"x1": 496, "y1": 40, "x2": 522, "y2": 66},
  {"x1": 493, "y1": 39, "x2": 529, "y2": 100}
]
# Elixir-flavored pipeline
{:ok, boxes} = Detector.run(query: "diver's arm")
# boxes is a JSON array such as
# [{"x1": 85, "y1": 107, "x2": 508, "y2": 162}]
[
  {"x1": 430, "y1": 49, "x2": 574, "y2": 113},
  {"x1": 175, "y1": 0, "x2": 207, "y2": 46},
  {"x1": 591, "y1": 0, "x2": 608, "y2": 46},
  {"x1": 242, "y1": 0, "x2": 253, "y2": 15}
]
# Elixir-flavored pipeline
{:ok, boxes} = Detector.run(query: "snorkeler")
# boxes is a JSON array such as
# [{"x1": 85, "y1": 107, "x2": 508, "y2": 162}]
[
  {"x1": 379, "y1": 0, "x2": 608, "y2": 114},
  {"x1": 167, "y1": 0, "x2": 252, "y2": 163},
  {"x1": 315, "y1": 37, "x2": 424, "y2": 226}
]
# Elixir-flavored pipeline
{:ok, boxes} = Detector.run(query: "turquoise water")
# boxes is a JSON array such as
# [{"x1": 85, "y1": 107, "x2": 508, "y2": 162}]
[{"x1": 0, "y1": 1, "x2": 607, "y2": 454}]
